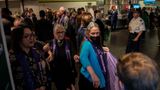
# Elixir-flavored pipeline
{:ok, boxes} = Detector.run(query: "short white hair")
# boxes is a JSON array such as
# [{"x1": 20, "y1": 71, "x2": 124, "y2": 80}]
[
  {"x1": 53, "y1": 24, "x2": 65, "y2": 33},
  {"x1": 59, "y1": 6, "x2": 65, "y2": 11}
]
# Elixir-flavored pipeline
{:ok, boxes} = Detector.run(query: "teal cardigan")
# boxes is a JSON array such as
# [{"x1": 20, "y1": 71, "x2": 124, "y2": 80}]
[{"x1": 80, "y1": 40, "x2": 106, "y2": 88}]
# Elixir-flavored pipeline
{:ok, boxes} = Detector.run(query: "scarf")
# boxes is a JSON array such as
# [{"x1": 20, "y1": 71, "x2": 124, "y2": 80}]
[
  {"x1": 51, "y1": 39, "x2": 72, "y2": 67},
  {"x1": 90, "y1": 40, "x2": 124, "y2": 90},
  {"x1": 90, "y1": 41, "x2": 110, "y2": 90}
]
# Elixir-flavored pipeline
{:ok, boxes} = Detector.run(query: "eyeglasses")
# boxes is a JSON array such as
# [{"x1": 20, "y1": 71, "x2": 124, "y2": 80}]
[
  {"x1": 23, "y1": 33, "x2": 36, "y2": 39},
  {"x1": 56, "y1": 31, "x2": 65, "y2": 34}
]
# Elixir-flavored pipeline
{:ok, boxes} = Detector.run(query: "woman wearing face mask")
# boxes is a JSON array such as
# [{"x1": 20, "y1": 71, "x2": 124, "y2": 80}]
[
  {"x1": 79, "y1": 22, "x2": 109, "y2": 90},
  {"x1": 9, "y1": 25, "x2": 47, "y2": 90},
  {"x1": 43, "y1": 24, "x2": 78, "y2": 90}
]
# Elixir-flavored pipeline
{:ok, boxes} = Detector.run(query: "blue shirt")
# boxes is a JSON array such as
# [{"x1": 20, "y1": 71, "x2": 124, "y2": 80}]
[{"x1": 80, "y1": 40, "x2": 106, "y2": 88}]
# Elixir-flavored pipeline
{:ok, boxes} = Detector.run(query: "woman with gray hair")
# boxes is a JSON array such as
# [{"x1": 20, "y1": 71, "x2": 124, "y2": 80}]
[
  {"x1": 79, "y1": 22, "x2": 109, "y2": 90},
  {"x1": 43, "y1": 24, "x2": 79, "y2": 90}
]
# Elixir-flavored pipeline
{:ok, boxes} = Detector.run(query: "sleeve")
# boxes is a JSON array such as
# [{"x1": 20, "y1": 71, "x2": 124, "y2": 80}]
[
  {"x1": 139, "y1": 19, "x2": 145, "y2": 31},
  {"x1": 67, "y1": 39, "x2": 76, "y2": 69},
  {"x1": 68, "y1": 39, "x2": 77, "y2": 56},
  {"x1": 67, "y1": 40, "x2": 77, "y2": 84},
  {"x1": 9, "y1": 51, "x2": 18, "y2": 75},
  {"x1": 39, "y1": 59, "x2": 48, "y2": 86},
  {"x1": 9, "y1": 51, "x2": 21, "y2": 89},
  {"x1": 80, "y1": 41, "x2": 91, "y2": 68},
  {"x1": 129, "y1": 19, "x2": 132, "y2": 28}
]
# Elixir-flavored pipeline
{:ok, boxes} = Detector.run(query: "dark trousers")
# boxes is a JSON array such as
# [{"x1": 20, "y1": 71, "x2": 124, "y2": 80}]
[
  {"x1": 126, "y1": 33, "x2": 141, "y2": 53},
  {"x1": 79, "y1": 74, "x2": 105, "y2": 90},
  {"x1": 54, "y1": 80, "x2": 70, "y2": 90},
  {"x1": 111, "y1": 20, "x2": 117, "y2": 30},
  {"x1": 141, "y1": 31, "x2": 146, "y2": 40}
]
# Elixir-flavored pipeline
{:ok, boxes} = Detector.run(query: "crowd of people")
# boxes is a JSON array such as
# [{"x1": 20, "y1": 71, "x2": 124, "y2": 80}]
[{"x1": 1, "y1": 6, "x2": 160, "y2": 90}]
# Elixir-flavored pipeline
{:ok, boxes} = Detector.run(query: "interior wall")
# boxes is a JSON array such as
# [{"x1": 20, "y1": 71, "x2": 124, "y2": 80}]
[
  {"x1": 23, "y1": 1, "x2": 40, "y2": 17},
  {"x1": 39, "y1": 2, "x2": 96, "y2": 10},
  {"x1": 0, "y1": 1, "x2": 5, "y2": 8},
  {"x1": 8, "y1": 1, "x2": 21, "y2": 15},
  {"x1": 0, "y1": 0, "x2": 96, "y2": 17},
  {"x1": 0, "y1": 1, "x2": 21, "y2": 16},
  {"x1": 24, "y1": 1, "x2": 96, "y2": 17}
]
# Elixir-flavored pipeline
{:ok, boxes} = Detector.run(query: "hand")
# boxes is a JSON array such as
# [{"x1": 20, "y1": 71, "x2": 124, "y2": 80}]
[
  {"x1": 35, "y1": 86, "x2": 45, "y2": 90},
  {"x1": 46, "y1": 50, "x2": 54, "y2": 62},
  {"x1": 91, "y1": 73, "x2": 100, "y2": 88},
  {"x1": 71, "y1": 84, "x2": 75, "y2": 90},
  {"x1": 39, "y1": 86, "x2": 45, "y2": 90},
  {"x1": 43, "y1": 43, "x2": 50, "y2": 52},
  {"x1": 66, "y1": 84, "x2": 75, "y2": 90},
  {"x1": 102, "y1": 47, "x2": 109, "y2": 52},
  {"x1": 133, "y1": 38, "x2": 138, "y2": 42},
  {"x1": 73, "y1": 55, "x2": 79, "y2": 63}
]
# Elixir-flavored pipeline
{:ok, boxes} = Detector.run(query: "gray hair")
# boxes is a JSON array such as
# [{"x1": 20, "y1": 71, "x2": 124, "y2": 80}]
[
  {"x1": 87, "y1": 22, "x2": 99, "y2": 31},
  {"x1": 53, "y1": 24, "x2": 65, "y2": 33},
  {"x1": 85, "y1": 22, "x2": 99, "y2": 37}
]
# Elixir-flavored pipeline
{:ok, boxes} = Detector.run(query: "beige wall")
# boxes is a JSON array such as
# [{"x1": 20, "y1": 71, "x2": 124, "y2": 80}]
[
  {"x1": 0, "y1": 0, "x2": 96, "y2": 17},
  {"x1": 0, "y1": 1, "x2": 21, "y2": 16},
  {"x1": 24, "y1": 1, "x2": 96, "y2": 17}
]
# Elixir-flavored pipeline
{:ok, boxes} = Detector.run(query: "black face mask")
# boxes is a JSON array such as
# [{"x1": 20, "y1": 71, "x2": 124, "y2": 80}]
[{"x1": 90, "y1": 36, "x2": 101, "y2": 46}]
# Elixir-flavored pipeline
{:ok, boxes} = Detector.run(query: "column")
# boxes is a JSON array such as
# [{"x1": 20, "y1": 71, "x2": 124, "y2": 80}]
[
  {"x1": 20, "y1": 0, "x2": 25, "y2": 13},
  {"x1": 103, "y1": 0, "x2": 110, "y2": 14},
  {"x1": 5, "y1": 0, "x2": 8, "y2": 8}
]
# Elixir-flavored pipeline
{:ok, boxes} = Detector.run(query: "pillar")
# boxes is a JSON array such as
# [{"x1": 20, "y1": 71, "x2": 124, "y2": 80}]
[{"x1": 5, "y1": 0, "x2": 8, "y2": 9}]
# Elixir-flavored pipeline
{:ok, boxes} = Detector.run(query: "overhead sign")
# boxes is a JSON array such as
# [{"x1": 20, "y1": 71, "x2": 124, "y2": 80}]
[
  {"x1": 144, "y1": 0, "x2": 156, "y2": 4},
  {"x1": 133, "y1": 4, "x2": 141, "y2": 9}
]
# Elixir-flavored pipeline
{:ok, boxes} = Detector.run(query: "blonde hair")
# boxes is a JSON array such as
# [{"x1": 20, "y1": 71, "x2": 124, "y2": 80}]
[{"x1": 85, "y1": 22, "x2": 99, "y2": 37}]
